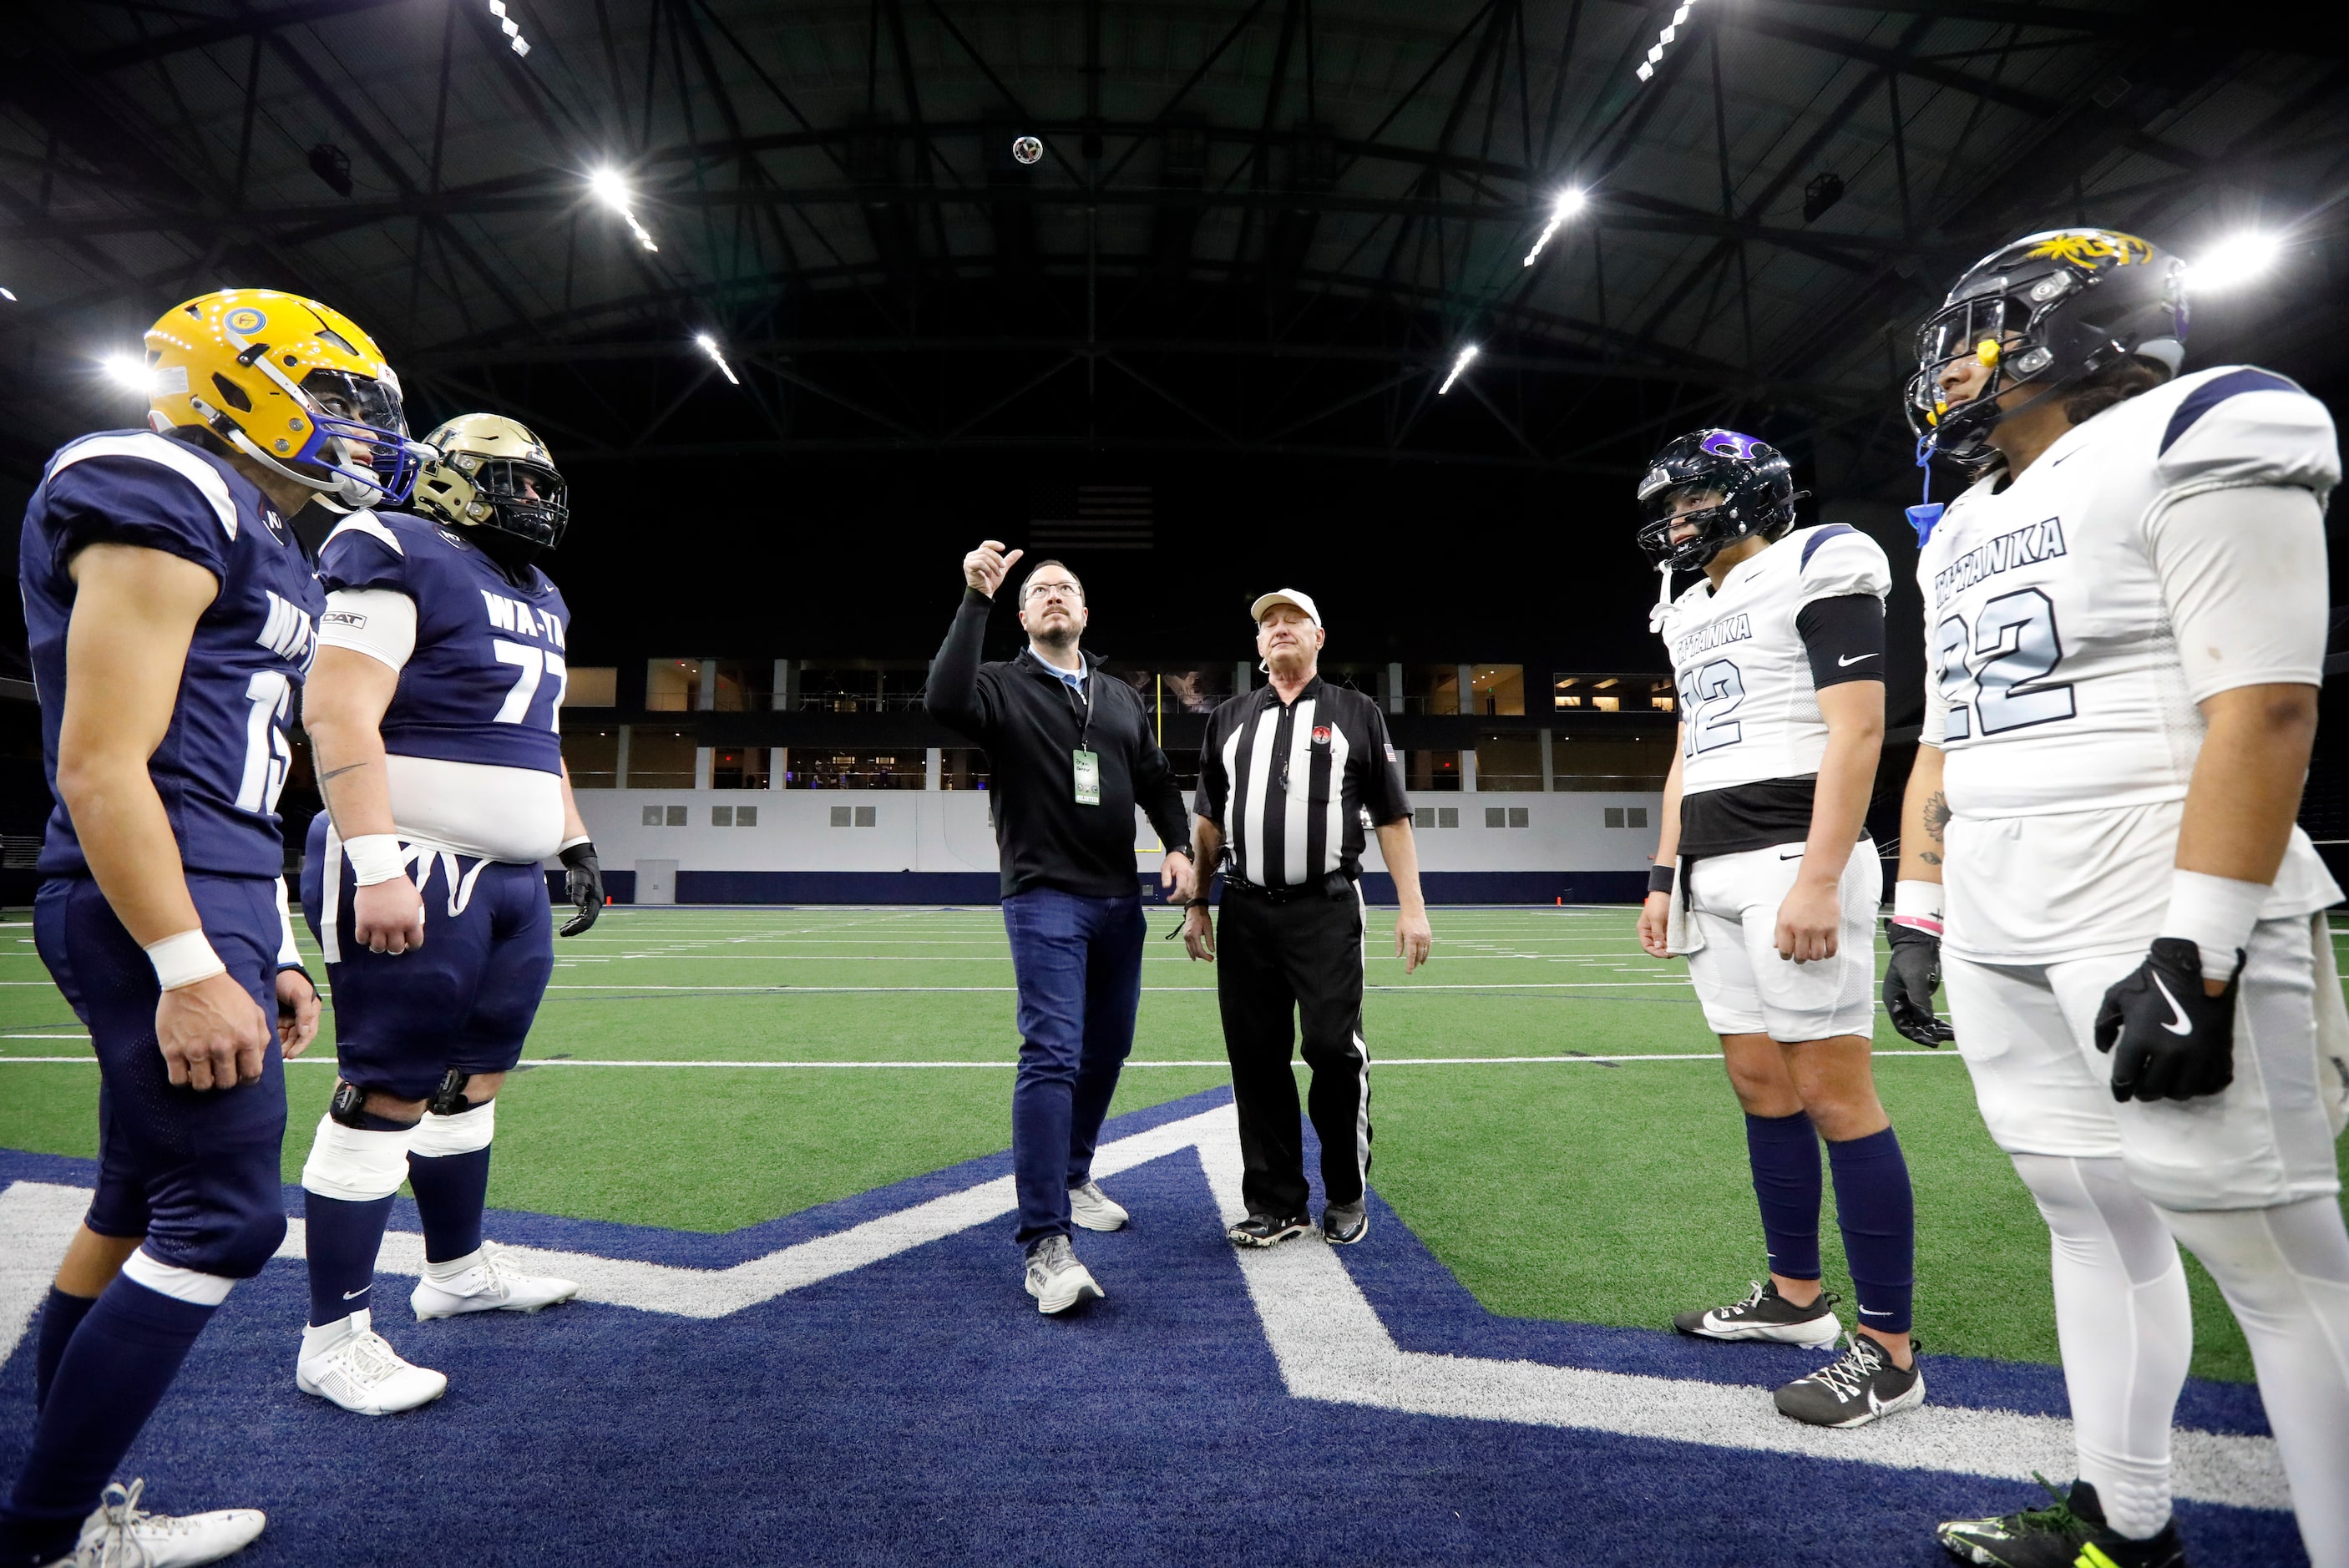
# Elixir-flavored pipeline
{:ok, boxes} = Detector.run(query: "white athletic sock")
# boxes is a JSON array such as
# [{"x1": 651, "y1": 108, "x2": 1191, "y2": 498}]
[
  {"x1": 2159, "y1": 1196, "x2": 2349, "y2": 1568},
  {"x1": 423, "y1": 1248, "x2": 483, "y2": 1282},
  {"x1": 301, "y1": 1307, "x2": 371, "y2": 1361},
  {"x1": 2009, "y1": 1153, "x2": 2191, "y2": 1540}
]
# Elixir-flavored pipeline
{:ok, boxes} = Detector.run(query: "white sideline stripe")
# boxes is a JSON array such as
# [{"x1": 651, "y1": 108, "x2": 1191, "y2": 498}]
[
  {"x1": 0, "y1": 1106, "x2": 2281, "y2": 1510},
  {"x1": 535, "y1": 981, "x2": 1689, "y2": 993},
  {"x1": 0, "y1": 1052, "x2": 1967, "y2": 1068}
]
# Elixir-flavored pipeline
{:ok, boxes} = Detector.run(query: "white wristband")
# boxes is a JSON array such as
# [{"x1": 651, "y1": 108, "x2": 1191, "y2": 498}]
[
  {"x1": 1891, "y1": 879, "x2": 1944, "y2": 933},
  {"x1": 2159, "y1": 869, "x2": 2266, "y2": 981},
  {"x1": 344, "y1": 833, "x2": 408, "y2": 887},
  {"x1": 144, "y1": 929, "x2": 226, "y2": 992}
]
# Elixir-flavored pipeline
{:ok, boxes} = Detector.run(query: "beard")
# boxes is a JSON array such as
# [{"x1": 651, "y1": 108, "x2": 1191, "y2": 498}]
[{"x1": 1031, "y1": 617, "x2": 1079, "y2": 651}]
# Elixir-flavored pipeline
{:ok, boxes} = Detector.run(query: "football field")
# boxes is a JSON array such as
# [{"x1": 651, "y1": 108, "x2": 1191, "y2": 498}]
[{"x1": 2, "y1": 903, "x2": 2340, "y2": 1565}]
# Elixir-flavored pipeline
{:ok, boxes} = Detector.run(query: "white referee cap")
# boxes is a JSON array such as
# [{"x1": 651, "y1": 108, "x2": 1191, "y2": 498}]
[{"x1": 1250, "y1": 588, "x2": 1322, "y2": 628}]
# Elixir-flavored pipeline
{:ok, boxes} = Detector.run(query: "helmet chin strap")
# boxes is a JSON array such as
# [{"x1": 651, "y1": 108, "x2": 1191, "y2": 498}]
[{"x1": 1648, "y1": 559, "x2": 1676, "y2": 634}]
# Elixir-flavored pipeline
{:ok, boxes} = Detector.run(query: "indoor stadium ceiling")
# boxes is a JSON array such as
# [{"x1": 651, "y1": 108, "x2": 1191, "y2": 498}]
[{"x1": 2, "y1": 1, "x2": 2346, "y2": 488}]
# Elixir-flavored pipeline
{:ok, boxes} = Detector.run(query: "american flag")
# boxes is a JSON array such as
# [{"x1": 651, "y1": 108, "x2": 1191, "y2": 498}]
[{"x1": 1029, "y1": 483, "x2": 1153, "y2": 552}]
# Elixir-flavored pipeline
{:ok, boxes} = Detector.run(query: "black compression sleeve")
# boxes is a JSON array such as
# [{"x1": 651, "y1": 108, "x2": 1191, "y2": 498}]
[{"x1": 1795, "y1": 593, "x2": 1886, "y2": 688}]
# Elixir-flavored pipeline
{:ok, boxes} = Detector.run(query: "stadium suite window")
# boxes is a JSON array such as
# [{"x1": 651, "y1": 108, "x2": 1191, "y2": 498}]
[
  {"x1": 1551, "y1": 736, "x2": 1672, "y2": 792},
  {"x1": 712, "y1": 746, "x2": 769, "y2": 789},
  {"x1": 796, "y1": 663, "x2": 929, "y2": 713},
  {"x1": 1408, "y1": 750, "x2": 1461, "y2": 793},
  {"x1": 1108, "y1": 665, "x2": 1234, "y2": 725},
  {"x1": 787, "y1": 752, "x2": 925, "y2": 790},
  {"x1": 564, "y1": 666, "x2": 617, "y2": 708},
  {"x1": 1473, "y1": 733, "x2": 1542, "y2": 792},
  {"x1": 629, "y1": 729, "x2": 697, "y2": 791},
  {"x1": 1401, "y1": 666, "x2": 1461, "y2": 716},
  {"x1": 939, "y1": 748, "x2": 990, "y2": 791},
  {"x1": 564, "y1": 727, "x2": 619, "y2": 789},
  {"x1": 645, "y1": 659, "x2": 700, "y2": 712},
  {"x1": 1554, "y1": 673, "x2": 1673, "y2": 715},
  {"x1": 1469, "y1": 665, "x2": 1524, "y2": 716}
]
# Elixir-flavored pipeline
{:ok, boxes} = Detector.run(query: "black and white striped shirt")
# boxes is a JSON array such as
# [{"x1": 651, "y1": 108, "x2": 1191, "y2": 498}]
[{"x1": 1196, "y1": 677, "x2": 1411, "y2": 888}]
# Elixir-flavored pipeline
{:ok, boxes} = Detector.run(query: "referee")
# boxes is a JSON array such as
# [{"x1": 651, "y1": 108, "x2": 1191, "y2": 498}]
[{"x1": 1182, "y1": 589, "x2": 1431, "y2": 1248}]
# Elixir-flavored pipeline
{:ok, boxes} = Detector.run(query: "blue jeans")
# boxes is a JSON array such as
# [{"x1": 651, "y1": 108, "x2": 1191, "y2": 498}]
[{"x1": 1002, "y1": 887, "x2": 1145, "y2": 1249}]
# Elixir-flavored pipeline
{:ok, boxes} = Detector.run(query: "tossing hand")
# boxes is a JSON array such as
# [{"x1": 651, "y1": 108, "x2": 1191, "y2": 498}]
[{"x1": 963, "y1": 540, "x2": 1025, "y2": 599}]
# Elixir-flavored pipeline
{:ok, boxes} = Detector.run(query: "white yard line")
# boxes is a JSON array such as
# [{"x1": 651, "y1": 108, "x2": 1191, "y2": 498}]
[{"x1": 0, "y1": 1052, "x2": 1965, "y2": 1068}]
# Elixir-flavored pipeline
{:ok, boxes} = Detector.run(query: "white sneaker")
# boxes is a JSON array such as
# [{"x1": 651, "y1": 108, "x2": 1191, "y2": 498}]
[
  {"x1": 295, "y1": 1313, "x2": 447, "y2": 1415},
  {"x1": 59, "y1": 1479, "x2": 264, "y2": 1567},
  {"x1": 1067, "y1": 1179, "x2": 1128, "y2": 1232},
  {"x1": 1023, "y1": 1234, "x2": 1105, "y2": 1315},
  {"x1": 409, "y1": 1241, "x2": 580, "y2": 1320}
]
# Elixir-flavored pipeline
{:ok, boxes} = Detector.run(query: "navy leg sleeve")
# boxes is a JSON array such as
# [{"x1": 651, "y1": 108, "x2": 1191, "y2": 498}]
[
  {"x1": 1828, "y1": 1125, "x2": 1916, "y2": 1336},
  {"x1": 1744, "y1": 1110, "x2": 1822, "y2": 1282}
]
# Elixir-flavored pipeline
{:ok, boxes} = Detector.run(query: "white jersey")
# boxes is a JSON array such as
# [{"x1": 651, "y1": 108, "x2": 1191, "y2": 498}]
[
  {"x1": 1918, "y1": 362, "x2": 2341, "y2": 961},
  {"x1": 1660, "y1": 524, "x2": 1892, "y2": 796}
]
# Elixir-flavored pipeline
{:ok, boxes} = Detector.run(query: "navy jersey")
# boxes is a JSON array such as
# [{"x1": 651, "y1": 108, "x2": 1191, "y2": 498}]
[
  {"x1": 19, "y1": 430, "x2": 322, "y2": 880},
  {"x1": 317, "y1": 510, "x2": 570, "y2": 773}
]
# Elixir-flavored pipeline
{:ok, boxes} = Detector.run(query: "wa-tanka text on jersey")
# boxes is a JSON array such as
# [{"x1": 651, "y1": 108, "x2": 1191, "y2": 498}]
[{"x1": 1931, "y1": 518, "x2": 2068, "y2": 609}]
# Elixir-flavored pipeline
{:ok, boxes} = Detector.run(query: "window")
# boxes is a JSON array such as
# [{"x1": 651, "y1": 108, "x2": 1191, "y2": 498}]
[
  {"x1": 563, "y1": 726, "x2": 619, "y2": 789},
  {"x1": 786, "y1": 752, "x2": 925, "y2": 790},
  {"x1": 564, "y1": 667, "x2": 617, "y2": 707},
  {"x1": 711, "y1": 746, "x2": 769, "y2": 790},
  {"x1": 796, "y1": 663, "x2": 929, "y2": 712},
  {"x1": 1468, "y1": 665, "x2": 1524, "y2": 716},
  {"x1": 1402, "y1": 665, "x2": 1461, "y2": 716},
  {"x1": 1111, "y1": 666, "x2": 1234, "y2": 723},
  {"x1": 1550, "y1": 736, "x2": 1673, "y2": 792},
  {"x1": 1554, "y1": 672, "x2": 1675, "y2": 714},
  {"x1": 940, "y1": 749, "x2": 990, "y2": 791},
  {"x1": 1473, "y1": 734, "x2": 1542, "y2": 792},
  {"x1": 1408, "y1": 750, "x2": 1461, "y2": 792},
  {"x1": 628, "y1": 728, "x2": 697, "y2": 790},
  {"x1": 645, "y1": 659, "x2": 701, "y2": 712},
  {"x1": 704, "y1": 660, "x2": 772, "y2": 712}
]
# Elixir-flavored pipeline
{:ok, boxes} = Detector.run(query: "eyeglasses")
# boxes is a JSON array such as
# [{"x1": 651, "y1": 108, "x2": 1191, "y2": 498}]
[{"x1": 1023, "y1": 580, "x2": 1083, "y2": 604}]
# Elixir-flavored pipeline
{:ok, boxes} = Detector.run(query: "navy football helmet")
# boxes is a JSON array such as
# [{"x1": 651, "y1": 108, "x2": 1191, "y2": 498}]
[
  {"x1": 1906, "y1": 228, "x2": 2186, "y2": 473},
  {"x1": 1635, "y1": 429, "x2": 1804, "y2": 572}
]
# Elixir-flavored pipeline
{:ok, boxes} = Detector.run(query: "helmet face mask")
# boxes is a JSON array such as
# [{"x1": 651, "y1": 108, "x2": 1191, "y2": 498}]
[
  {"x1": 1906, "y1": 228, "x2": 2186, "y2": 474},
  {"x1": 414, "y1": 414, "x2": 570, "y2": 554},
  {"x1": 1635, "y1": 429, "x2": 1803, "y2": 572}
]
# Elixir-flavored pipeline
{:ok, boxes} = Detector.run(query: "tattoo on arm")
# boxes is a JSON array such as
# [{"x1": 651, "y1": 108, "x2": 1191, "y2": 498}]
[
  {"x1": 318, "y1": 763, "x2": 366, "y2": 783},
  {"x1": 1923, "y1": 791, "x2": 1950, "y2": 843},
  {"x1": 1919, "y1": 851, "x2": 1941, "y2": 866}
]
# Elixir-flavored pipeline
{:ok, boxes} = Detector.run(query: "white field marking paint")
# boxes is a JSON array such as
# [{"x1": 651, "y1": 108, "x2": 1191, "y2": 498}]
[
  {"x1": 0, "y1": 1101, "x2": 2278, "y2": 1508},
  {"x1": 532, "y1": 982, "x2": 1692, "y2": 994},
  {"x1": 0, "y1": 1181, "x2": 93, "y2": 1363},
  {"x1": 0, "y1": 1052, "x2": 1967, "y2": 1068}
]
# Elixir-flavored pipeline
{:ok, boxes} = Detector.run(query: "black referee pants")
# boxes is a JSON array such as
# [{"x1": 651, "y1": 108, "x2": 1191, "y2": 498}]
[{"x1": 1216, "y1": 880, "x2": 1370, "y2": 1220}]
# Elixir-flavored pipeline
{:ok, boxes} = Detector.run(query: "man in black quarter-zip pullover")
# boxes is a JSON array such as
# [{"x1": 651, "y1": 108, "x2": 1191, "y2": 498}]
[
  {"x1": 1180, "y1": 588, "x2": 1431, "y2": 1252},
  {"x1": 926, "y1": 541, "x2": 1194, "y2": 1315}
]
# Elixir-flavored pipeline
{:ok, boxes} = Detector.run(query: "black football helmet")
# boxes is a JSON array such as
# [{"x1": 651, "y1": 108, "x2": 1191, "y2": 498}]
[
  {"x1": 1635, "y1": 429, "x2": 1805, "y2": 572},
  {"x1": 1907, "y1": 228, "x2": 2187, "y2": 473}
]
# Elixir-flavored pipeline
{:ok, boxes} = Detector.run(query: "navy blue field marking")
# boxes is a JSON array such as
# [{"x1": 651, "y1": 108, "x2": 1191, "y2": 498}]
[{"x1": 1, "y1": 1093, "x2": 2307, "y2": 1568}]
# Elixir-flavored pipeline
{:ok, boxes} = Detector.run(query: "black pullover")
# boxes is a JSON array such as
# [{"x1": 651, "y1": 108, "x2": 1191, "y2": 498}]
[{"x1": 926, "y1": 588, "x2": 1190, "y2": 900}]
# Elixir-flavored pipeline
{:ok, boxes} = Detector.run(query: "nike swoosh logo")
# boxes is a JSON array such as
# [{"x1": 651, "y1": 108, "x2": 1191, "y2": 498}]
[
  {"x1": 342, "y1": 1287, "x2": 371, "y2": 1300},
  {"x1": 1779, "y1": 850, "x2": 1805, "y2": 859},
  {"x1": 2151, "y1": 973, "x2": 2194, "y2": 1036},
  {"x1": 1837, "y1": 654, "x2": 1876, "y2": 666},
  {"x1": 1858, "y1": 1308, "x2": 1892, "y2": 1317}
]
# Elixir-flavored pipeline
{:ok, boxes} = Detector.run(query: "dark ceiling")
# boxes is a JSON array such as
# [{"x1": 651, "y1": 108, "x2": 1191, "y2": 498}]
[{"x1": 3, "y1": 1, "x2": 2346, "y2": 661}]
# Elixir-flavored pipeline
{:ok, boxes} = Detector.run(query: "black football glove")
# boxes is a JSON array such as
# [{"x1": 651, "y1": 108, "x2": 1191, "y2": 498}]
[
  {"x1": 2093, "y1": 937, "x2": 2241, "y2": 1103},
  {"x1": 1882, "y1": 921, "x2": 1956, "y2": 1048},
  {"x1": 559, "y1": 841, "x2": 603, "y2": 937}
]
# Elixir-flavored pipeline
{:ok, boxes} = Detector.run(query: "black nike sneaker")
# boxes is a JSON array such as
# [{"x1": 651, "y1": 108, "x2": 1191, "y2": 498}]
[
  {"x1": 1937, "y1": 1476, "x2": 2189, "y2": 1567},
  {"x1": 1321, "y1": 1201, "x2": 1369, "y2": 1246},
  {"x1": 1673, "y1": 1279, "x2": 1844, "y2": 1348},
  {"x1": 1772, "y1": 1331, "x2": 1925, "y2": 1427},
  {"x1": 1227, "y1": 1212, "x2": 1310, "y2": 1248}
]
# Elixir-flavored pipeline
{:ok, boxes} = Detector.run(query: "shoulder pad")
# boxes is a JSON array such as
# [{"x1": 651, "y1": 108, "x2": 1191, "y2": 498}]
[
  {"x1": 46, "y1": 432, "x2": 240, "y2": 543},
  {"x1": 324, "y1": 510, "x2": 405, "y2": 557},
  {"x1": 2154, "y1": 366, "x2": 2340, "y2": 495},
  {"x1": 1794, "y1": 524, "x2": 1891, "y2": 599}
]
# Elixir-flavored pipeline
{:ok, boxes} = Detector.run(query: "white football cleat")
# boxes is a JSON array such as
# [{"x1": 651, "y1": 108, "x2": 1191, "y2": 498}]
[
  {"x1": 295, "y1": 1313, "x2": 448, "y2": 1415},
  {"x1": 1067, "y1": 1179, "x2": 1128, "y2": 1232},
  {"x1": 410, "y1": 1241, "x2": 580, "y2": 1320},
  {"x1": 62, "y1": 1479, "x2": 263, "y2": 1568}
]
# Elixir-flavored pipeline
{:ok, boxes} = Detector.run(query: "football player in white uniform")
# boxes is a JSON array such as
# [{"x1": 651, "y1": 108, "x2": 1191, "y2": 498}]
[
  {"x1": 1634, "y1": 430, "x2": 1923, "y2": 1427},
  {"x1": 1885, "y1": 229, "x2": 2349, "y2": 1568}
]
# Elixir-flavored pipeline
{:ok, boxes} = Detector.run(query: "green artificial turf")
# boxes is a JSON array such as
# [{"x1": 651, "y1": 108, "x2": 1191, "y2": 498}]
[{"x1": 2, "y1": 905, "x2": 2339, "y2": 1384}]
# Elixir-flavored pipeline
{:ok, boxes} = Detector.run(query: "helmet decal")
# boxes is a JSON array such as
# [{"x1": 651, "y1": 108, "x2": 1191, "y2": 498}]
[
  {"x1": 2022, "y1": 230, "x2": 2151, "y2": 269},
  {"x1": 224, "y1": 306, "x2": 267, "y2": 335},
  {"x1": 1698, "y1": 430, "x2": 1763, "y2": 459}
]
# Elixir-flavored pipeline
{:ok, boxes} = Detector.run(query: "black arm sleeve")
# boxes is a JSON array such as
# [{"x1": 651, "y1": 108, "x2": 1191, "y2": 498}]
[
  {"x1": 923, "y1": 589, "x2": 996, "y2": 740},
  {"x1": 1795, "y1": 594, "x2": 1886, "y2": 689}
]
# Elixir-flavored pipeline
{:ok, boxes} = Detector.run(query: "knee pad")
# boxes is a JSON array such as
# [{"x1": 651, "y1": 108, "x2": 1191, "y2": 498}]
[
  {"x1": 301, "y1": 1114, "x2": 418, "y2": 1202},
  {"x1": 212, "y1": 1208, "x2": 291, "y2": 1279},
  {"x1": 409, "y1": 1099, "x2": 494, "y2": 1158}
]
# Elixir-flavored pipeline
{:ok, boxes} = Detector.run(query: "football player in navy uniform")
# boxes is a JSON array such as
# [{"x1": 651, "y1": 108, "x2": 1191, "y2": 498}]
[
  {"x1": 3, "y1": 288, "x2": 428, "y2": 1567},
  {"x1": 290, "y1": 413, "x2": 597, "y2": 1414}
]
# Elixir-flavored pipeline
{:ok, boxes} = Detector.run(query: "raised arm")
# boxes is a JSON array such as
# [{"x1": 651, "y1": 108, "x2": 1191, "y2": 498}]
[
  {"x1": 58, "y1": 543, "x2": 271, "y2": 1090},
  {"x1": 925, "y1": 541, "x2": 1019, "y2": 739}
]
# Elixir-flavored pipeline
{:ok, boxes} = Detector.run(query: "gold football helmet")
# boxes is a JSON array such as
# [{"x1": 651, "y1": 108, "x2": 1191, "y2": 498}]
[
  {"x1": 144, "y1": 288, "x2": 428, "y2": 506},
  {"x1": 413, "y1": 413, "x2": 570, "y2": 552}
]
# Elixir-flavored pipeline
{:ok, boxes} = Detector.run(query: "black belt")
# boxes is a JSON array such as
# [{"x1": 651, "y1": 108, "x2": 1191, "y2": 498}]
[{"x1": 1224, "y1": 871, "x2": 1355, "y2": 904}]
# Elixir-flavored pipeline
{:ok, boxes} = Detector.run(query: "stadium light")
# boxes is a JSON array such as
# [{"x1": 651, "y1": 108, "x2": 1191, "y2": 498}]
[
  {"x1": 1522, "y1": 188, "x2": 1587, "y2": 268},
  {"x1": 695, "y1": 334, "x2": 741, "y2": 387},
  {"x1": 1437, "y1": 343, "x2": 1480, "y2": 396},
  {"x1": 590, "y1": 167, "x2": 659, "y2": 252},
  {"x1": 2190, "y1": 230, "x2": 2283, "y2": 291},
  {"x1": 0, "y1": 287, "x2": 16, "y2": 302},
  {"x1": 486, "y1": 0, "x2": 530, "y2": 55},
  {"x1": 101, "y1": 354, "x2": 153, "y2": 393},
  {"x1": 1634, "y1": 0, "x2": 1700, "y2": 83}
]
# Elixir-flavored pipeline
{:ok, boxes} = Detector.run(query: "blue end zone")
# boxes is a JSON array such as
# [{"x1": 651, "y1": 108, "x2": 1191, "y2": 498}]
[{"x1": 0, "y1": 1090, "x2": 2304, "y2": 1565}]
